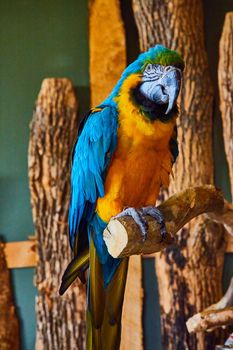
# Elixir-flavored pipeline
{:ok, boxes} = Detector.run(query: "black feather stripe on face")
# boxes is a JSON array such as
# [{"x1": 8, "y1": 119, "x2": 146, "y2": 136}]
[{"x1": 132, "y1": 84, "x2": 178, "y2": 122}]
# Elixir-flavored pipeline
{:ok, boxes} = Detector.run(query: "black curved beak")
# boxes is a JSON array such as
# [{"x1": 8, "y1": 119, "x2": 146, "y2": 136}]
[
  {"x1": 163, "y1": 68, "x2": 182, "y2": 115},
  {"x1": 139, "y1": 67, "x2": 182, "y2": 115}
]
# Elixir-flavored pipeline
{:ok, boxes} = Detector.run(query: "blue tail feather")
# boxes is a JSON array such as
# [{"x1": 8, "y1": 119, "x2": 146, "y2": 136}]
[{"x1": 88, "y1": 214, "x2": 121, "y2": 287}]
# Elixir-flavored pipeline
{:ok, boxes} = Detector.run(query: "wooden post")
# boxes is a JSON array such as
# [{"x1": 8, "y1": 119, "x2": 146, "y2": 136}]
[
  {"x1": 5, "y1": 239, "x2": 36, "y2": 269},
  {"x1": 89, "y1": 2, "x2": 143, "y2": 349},
  {"x1": 28, "y1": 78, "x2": 86, "y2": 349},
  {"x1": 89, "y1": 0, "x2": 126, "y2": 107},
  {"x1": 184, "y1": 15, "x2": 233, "y2": 338},
  {"x1": 0, "y1": 242, "x2": 20, "y2": 350},
  {"x1": 132, "y1": 1, "x2": 225, "y2": 349},
  {"x1": 218, "y1": 12, "x2": 233, "y2": 199}
]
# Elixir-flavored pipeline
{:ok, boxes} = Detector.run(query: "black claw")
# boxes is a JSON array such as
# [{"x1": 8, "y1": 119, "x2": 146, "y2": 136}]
[
  {"x1": 141, "y1": 206, "x2": 167, "y2": 240},
  {"x1": 113, "y1": 207, "x2": 148, "y2": 241},
  {"x1": 114, "y1": 206, "x2": 167, "y2": 242}
]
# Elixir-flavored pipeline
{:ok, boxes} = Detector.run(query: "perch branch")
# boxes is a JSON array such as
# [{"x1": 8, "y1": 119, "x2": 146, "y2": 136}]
[
  {"x1": 207, "y1": 200, "x2": 233, "y2": 236},
  {"x1": 186, "y1": 277, "x2": 233, "y2": 333},
  {"x1": 103, "y1": 185, "x2": 225, "y2": 258}
]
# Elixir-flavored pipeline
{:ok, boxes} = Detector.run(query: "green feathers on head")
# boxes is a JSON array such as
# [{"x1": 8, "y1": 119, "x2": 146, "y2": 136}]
[
  {"x1": 142, "y1": 48, "x2": 185, "y2": 71},
  {"x1": 122, "y1": 44, "x2": 184, "y2": 79},
  {"x1": 106, "y1": 45, "x2": 184, "y2": 102}
]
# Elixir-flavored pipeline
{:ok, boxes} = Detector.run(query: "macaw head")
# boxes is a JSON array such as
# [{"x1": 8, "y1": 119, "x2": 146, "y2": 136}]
[{"x1": 109, "y1": 45, "x2": 184, "y2": 121}]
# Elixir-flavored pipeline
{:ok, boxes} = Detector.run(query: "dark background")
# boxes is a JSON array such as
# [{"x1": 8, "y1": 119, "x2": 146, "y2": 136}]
[{"x1": 0, "y1": 1, "x2": 232, "y2": 349}]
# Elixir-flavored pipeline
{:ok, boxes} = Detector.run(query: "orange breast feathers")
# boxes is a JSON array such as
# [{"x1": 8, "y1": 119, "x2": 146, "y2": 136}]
[{"x1": 96, "y1": 74, "x2": 178, "y2": 223}]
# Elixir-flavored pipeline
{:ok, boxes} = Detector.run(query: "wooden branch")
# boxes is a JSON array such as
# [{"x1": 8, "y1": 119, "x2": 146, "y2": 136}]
[
  {"x1": 218, "y1": 12, "x2": 233, "y2": 198},
  {"x1": 0, "y1": 242, "x2": 20, "y2": 350},
  {"x1": 103, "y1": 186, "x2": 224, "y2": 258},
  {"x1": 186, "y1": 278, "x2": 233, "y2": 333},
  {"x1": 207, "y1": 200, "x2": 233, "y2": 236},
  {"x1": 187, "y1": 308, "x2": 233, "y2": 334}
]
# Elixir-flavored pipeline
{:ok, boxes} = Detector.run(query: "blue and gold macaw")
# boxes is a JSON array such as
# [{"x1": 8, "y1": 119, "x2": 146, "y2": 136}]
[{"x1": 59, "y1": 45, "x2": 184, "y2": 350}]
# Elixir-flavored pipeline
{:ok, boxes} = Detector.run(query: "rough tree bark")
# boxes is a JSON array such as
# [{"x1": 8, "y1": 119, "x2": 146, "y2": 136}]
[
  {"x1": 28, "y1": 79, "x2": 86, "y2": 350},
  {"x1": 0, "y1": 242, "x2": 20, "y2": 350},
  {"x1": 89, "y1": 2, "x2": 143, "y2": 349},
  {"x1": 132, "y1": 1, "x2": 225, "y2": 349},
  {"x1": 218, "y1": 12, "x2": 233, "y2": 199},
  {"x1": 186, "y1": 14, "x2": 233, "y2": 341}
]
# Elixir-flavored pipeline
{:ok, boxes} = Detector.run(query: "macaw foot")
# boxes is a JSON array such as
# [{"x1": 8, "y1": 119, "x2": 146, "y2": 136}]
[
  {"x1": 141, "y1": 206, "x2": 167, "y2": 240},
  {"x1": 113, "y1": 206, "x2": 166, "y2": 241},
  {"x1": 113, "y1": 207, "x2": 148, "y2": 241}
]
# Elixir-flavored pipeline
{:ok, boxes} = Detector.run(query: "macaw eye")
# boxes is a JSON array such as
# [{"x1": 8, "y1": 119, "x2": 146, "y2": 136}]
[
  {"x1": 164, "y1": 65, "x2": 173, "y2": 72},
  {"x1": 145, "y1": 63, "x2": 153, "y2": 72}
]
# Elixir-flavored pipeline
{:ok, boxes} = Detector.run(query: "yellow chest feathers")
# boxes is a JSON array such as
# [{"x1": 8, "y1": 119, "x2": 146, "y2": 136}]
[
  {"x1": 114, "y1": 74, "x2": 178, "y2": 199},
  {"x1": 114, "y1": 90, "x2": 176, "y2": 199},
  {"x1": 96, "y1": 75, "x2": 178, "y2": 222},
  {"x1": 115, "y1": 73, "x2": 177, "y2": 151}
]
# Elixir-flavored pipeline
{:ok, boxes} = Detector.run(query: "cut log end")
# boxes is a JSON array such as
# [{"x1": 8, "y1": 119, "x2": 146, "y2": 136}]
[
  {"x1": 186, "y1": 313, "x2": 203, "y2": 333},
  {"x1": 103, "y1": 220, "x2": 128, "y2": 258}
]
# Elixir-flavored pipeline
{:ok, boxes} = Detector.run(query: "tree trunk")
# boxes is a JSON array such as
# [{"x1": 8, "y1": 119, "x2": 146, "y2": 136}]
[
  {"x1": 218, "y1": 13, "x2": 233, "y2": 347},
  {"x1": 132, "y1": 1, "x2": 226, "y2": 349},
  {"x1": 89, "y1": 2, "x2": 143, "y2": 348},
  {"x1": 89, "y1": 0, "x2": 126, "y2": 107},
  {"x1": 28, "y1": 78, "x2": 86, "y2": 350},
  {"x1": 218, "y1": 12, "x2": 233, "y2": 199},
  {"x1": 0, "y1": 242, "x2": 20, "y2": 350}
]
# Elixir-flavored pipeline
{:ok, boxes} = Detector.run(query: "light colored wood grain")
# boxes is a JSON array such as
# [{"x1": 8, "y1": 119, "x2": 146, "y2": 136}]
[
  {"x1": 226, "y1": 235, "x2": 233, "y2": 253},
  {"x1": 5, "y1": 240, "x2": 36, "y2": 269},
  {"x1": 89, "y1": 0, "x2": 126, "y2": 107},
  {"x1": 121, "y1": 256, "x2": 143, "y2": 350}
]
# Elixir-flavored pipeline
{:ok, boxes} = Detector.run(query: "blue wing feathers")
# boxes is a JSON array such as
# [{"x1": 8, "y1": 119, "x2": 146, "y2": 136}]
[{"x1": 69, "y1": 106, "x2": 118, "y2": 249}]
